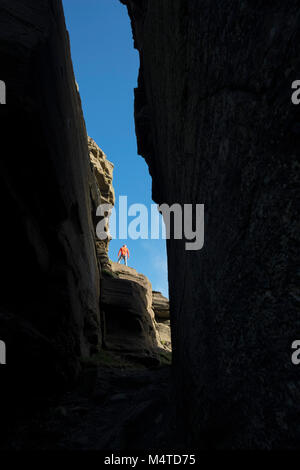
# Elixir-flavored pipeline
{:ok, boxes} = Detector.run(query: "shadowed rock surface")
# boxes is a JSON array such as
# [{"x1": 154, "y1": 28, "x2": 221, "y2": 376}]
[
  {"x1": 0, "y1": 0, "x2": 102, "y2": 412},
  {"x1": 101, "y1": 262, "x2": 163, "y2": 363},
  {"x1": 0, "y1": 363, "x2": 172, "y2": 451},
  {"x1": 152, "y1": 291, "x2": 171, "y2": 352},
  {"x1": 155, "y1": 321, "x2": 172, "y2": 353},
  {"x1": 121, "y1": 0, "x2": 300, "y2": 449},
  {"x1": 0, "y1": 0, "x2": 299, "y2": 452},
  {"x1": 152, "y1": 291, "x2": 170, "y2": 320},
  {"x1": 0, "y1": 2, "x2": 171, "y2": 450},
  {"x1": 89, "y1": 136, "x2": 115, "y2": 209}
]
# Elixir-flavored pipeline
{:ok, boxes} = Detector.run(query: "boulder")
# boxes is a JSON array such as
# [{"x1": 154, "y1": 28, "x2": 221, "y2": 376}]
[
  {"x1": 101, "y1": 263, "x2": 162, "y2": 359},
  {"x1": 152, "y1": 291, "x2": 170, "y2": 320}
]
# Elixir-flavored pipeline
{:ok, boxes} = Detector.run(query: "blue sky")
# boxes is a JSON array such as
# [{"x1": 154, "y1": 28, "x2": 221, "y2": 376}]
[{"x1": 63, "y1": 0, "x2": 169, "y2": 297}]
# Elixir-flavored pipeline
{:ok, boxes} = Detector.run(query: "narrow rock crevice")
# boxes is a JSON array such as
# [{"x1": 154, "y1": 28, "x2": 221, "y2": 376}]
[{"x1": 0, "y1": 0, "x2": 298, "y2": 451}]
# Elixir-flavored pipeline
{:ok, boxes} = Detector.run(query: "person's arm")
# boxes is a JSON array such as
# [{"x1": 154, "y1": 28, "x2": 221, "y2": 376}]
[
  {"x1": 118, "y1": 249, "x2": 121, "y2": 257},
  {"x1": 127, "y1": 248, "x2": 130, "y2": 258}
]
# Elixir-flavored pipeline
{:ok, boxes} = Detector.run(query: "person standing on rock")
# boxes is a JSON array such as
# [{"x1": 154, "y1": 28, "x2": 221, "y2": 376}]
[{"x1": 117, "y1": 244, "x2": 130, "y2": 266}]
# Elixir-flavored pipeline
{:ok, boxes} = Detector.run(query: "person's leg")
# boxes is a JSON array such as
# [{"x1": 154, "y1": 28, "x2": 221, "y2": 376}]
[
  {"x1": 125, "y1": 256, "x2": 128, "y2": 266},
  {"x1": 118, "y1": 254, "x2": 122, "y2": 263}
]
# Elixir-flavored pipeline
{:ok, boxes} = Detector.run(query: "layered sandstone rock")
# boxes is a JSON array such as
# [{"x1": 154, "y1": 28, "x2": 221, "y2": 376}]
[
  {"x1": 0, "y1": 0, "x2": 172, "y2": 448},
  {"x1": 0, "y1": 1, "x2": 101, "y2": 407},
  {"x1": 122, "y1": 0, "x2": 300, "y2": 449},
  {"x1": 101, "y1": 262, "x2": 162, "y2": 363},
  {"x1": 88, "y1": 136, "x2": 115, "y2": 271},
  {"x1": 88, "y1": 136, "x2": 115, "y2": 208},
  {"x1": 155, "y1": 321, "x2": 172, "y2": 353},
  {"x1": 88, "y1": 125, "x2": 168, "y2": 364},
  {"x1": 152, "y1": 291, "x2": 170, "y2": 320},
  {"x1": 152, "y1": 291, "x2": 171, "y2": 352}
]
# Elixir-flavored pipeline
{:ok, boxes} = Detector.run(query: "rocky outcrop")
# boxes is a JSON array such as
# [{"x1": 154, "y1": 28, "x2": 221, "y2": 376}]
[
  {"x1": 88, "y1": 136, "x2": 115, "y2": 271},
  {"x1": 4, "y1": 0, "x2": 298, "y2": 452},
  {"x1": 152, "y1": 291, "x2": 170, "y2": 320},
  {"x1": 89, "y1": 136, "x2": 115, "y2": 208},
  {"x1": 155, "y1": 321, "x2": 172, "y2": 353},
  {"x1": 122, "y1": 0, "x2": 300, "y2": 449},
  {"x1": 88, "y1": 114, "x2": 168, "y2": 364},
  {"x1": 101, "y1": 262, "x2": 162, "y2": 364},
  {"x1": 152, "y1": 291, "x2": 171, "y2": 352},
  {"x1": 88, "y1": 137, "x2": 115, "y2": 206},
  {"x1": 0, "y1": 0, "x2": 101, "y2": 408},
  {"x1": 88, "y1": 136, "x2": 170, "y2": 359}
]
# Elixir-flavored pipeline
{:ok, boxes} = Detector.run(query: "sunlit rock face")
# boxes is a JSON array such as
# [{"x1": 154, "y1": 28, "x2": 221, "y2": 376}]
[
  {"x1": 88, "y1": 136, "x2": 115, "y2": 271},
  {"x1": 0, "y1": 1, "x2": 101, "y2": 406},
  {"x1": 89, "y1": 136, "x2": 115, "y2": 208},
  {"x1": 152, "y1": 291, "x2": 169, "y2": 320},
  {"x1": 122, "y1": 0, "x2": 300, "y2": 449},
  {"x1": 152, "y1": 291, "x2": 171, "y2": 353}
]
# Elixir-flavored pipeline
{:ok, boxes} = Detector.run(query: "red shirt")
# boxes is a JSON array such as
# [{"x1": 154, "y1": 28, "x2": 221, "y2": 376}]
[{"x1": 118, "y1": 246, "x2": 129, "y2": 258}]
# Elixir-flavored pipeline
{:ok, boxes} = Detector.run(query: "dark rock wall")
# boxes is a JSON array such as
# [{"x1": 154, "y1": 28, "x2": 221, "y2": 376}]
[
  {"x1": 122, "y1": 0, "x2": 300, "y2": 448},
  {"x1": 0, "y1": 0, "x2": 101, "y2": 402}
]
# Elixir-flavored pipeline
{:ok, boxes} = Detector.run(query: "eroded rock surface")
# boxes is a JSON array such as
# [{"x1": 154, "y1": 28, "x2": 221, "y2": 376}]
[
  {"x1": 0, "y1": 0, "x2": 102, "y2": 413},
  {"x1": 89, "y1": 136, "x2": 115, "y2": 208},
  {"x1": 152, "y1": 291, "x2": 171, "y2": 352},
  {"x1": 88, "y1": 136, "x2": 115, "y2": 271},
  {"x1": 155, "y1": 321, "x2": 172, "y2": 353},
  {"x1": 1, "y1": 365, "x2": 172, "y2": 451},
  {"x1": 0, "y1": 0, "x2": 173, "y2": 451},
  {"x1": 122, "y1": 0, "x2": 300, "y2": 449},
  {"x1": 101, "y1": 263, "x2": 163, "y2": 363},
  {"x1": 152, "y1": 291, "x2": 170, "y2": 320}
]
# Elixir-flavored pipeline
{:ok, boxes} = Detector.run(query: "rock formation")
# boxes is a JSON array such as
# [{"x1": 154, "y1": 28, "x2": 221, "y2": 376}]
[
  {"x1": 88, "y1": 136, "x2": 115, "y2": 271},
  {"x1": 121, "y1": 0, "x2": 300, "y2": 449},
  {"x1": 0, "y1": 0, "x2": 102, "y2": 413},
  {"x1": 152, "y1": 291, "x2": 171, "y2": 352},
  {"x1": 89, "y1": 136, "x2": 115, "y2": 208},
  {"x1": 0, "y1": 0, "x2": 170, "y2": 448},
  {"x1": 101, "y1": 262, "x2": 162, "y2": 364},
  {"x1": 0, "y1": 0, "x2": 297, "y2": 452},
  {"x1": 152, "y1": 291, "x2": 170, "y2": 320},
  {"x1": 88, "y1": 135, "x2": 167, "y2": 361}
]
